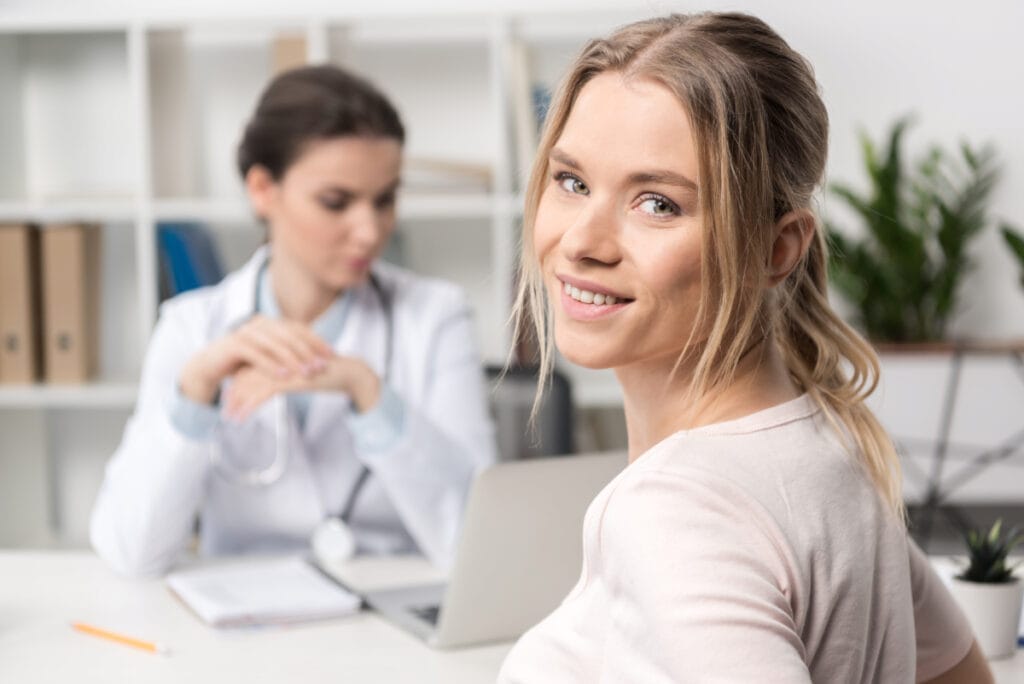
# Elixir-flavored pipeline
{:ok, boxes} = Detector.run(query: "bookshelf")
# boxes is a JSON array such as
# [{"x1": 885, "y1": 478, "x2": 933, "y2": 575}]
[
  {"x1": 0, "y1": 9, "x2": 637, "y2": 405},
  {"x1": 0, "y1": 7, "x2": 637, "y2": 545}
]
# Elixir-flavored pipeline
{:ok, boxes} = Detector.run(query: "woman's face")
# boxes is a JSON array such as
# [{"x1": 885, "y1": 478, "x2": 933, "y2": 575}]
[
  {"x1": 535, "y1": 72, "x2": 705, "y2": 371},
  {"x1": 254, "y1": 135, "x2": 402, "y2": 291}
]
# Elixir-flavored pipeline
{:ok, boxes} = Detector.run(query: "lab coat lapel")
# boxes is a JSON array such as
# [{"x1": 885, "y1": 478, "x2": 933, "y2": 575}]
[{"x1": 218, "y1": 244, "x2": 268, "y2": 335}]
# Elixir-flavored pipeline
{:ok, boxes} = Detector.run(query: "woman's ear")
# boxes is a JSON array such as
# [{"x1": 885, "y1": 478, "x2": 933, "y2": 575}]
[
  {"x1": 244, "y1": 165, "x2": 277, "y2": 220},
  {"x1": 767, "y1": 209, "x2": 816, "y2": 286}
]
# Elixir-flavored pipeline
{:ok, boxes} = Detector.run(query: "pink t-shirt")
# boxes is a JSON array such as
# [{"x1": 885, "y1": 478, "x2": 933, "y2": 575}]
[{"x1": 498, "y1": 394, "x2": 973, "y2": 683}]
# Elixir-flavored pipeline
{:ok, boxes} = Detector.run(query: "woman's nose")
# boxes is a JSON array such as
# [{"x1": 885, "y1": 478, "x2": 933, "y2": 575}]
[
  {"x1": 348, "y1": 202, "x2": 386, "y2": 248},
  {"x1": 559, "y1": 200, "x2": 622, "y2": 266}
]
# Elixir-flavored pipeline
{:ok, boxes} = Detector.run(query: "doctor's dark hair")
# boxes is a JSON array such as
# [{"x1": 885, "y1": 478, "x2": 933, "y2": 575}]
[
  {"x1": 511, "y1": 12, "x2": 905, "y2": 518},
  {"x1": 237, "y1": 64, "x2": 405, "y2": 181}
]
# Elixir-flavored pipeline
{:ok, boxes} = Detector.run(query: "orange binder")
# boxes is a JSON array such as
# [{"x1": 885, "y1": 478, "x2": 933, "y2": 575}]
[
  {"x1": 0, "y1": 224, "x2": 43, "y2": 383},
  {"x1": 40, "y1": 224, "x2": 101, "y2": 383}
]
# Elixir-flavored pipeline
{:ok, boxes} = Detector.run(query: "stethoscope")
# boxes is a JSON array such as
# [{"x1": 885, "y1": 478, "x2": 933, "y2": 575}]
[{"x1": 210, "y1": 253, "x2": 393, "y2": 562}]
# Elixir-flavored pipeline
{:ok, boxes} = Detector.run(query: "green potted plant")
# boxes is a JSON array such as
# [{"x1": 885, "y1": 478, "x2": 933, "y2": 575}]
[
  {"x1": 948, "y1": 519, "x2": 1024, "y2": 659},
  {"x1": 1003, "y1": 226, "x2": 1024, "y2": 289},
  {"x1": 827, "y1": 117, "x2": 1003, "y2": 344}
]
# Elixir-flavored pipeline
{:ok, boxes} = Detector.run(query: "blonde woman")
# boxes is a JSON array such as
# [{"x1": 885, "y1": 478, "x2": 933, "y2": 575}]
[{"x1": 499, "y1": 13, "x2": 991, "y2": 684}]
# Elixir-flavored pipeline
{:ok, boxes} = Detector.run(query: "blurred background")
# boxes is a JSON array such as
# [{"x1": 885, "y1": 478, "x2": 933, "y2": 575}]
[{"x1": 0, "y1": 0, "x2": 1022, "y2": 552}]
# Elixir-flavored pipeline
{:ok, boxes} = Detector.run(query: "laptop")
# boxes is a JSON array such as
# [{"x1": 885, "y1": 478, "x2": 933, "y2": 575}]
[{"x1": 330, "y1": 452, "x2": 625, "y2": 649}]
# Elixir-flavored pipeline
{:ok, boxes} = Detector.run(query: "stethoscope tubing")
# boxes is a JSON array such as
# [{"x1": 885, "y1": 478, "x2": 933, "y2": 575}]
[{"x1": 209, "y1": 254, "x2": 392, "y2": 527}]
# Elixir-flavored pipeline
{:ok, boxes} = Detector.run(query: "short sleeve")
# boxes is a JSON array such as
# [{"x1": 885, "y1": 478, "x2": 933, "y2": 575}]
[
  {"x1": 908, "y1": 540, "x2": 975, "y2": 681},
  {"x1": 599, "y1": 467, "x2": 812, "y2": 683}
]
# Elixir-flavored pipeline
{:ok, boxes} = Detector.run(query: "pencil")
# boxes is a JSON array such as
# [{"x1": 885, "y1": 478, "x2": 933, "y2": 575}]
[{"x1": 71, "y1": 622, "x2": 169, "y2": 655}]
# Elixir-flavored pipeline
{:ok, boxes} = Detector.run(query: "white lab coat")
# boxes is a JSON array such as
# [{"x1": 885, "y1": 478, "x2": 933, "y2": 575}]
[{"x1": 90, "y1": 247, "x2": 497, "y2": 577}]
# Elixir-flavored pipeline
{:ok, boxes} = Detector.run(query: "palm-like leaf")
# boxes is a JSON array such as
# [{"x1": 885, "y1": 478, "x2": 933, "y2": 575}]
[
  {"x1": 1003, "y1": 226, "x2": 1024, "y2": 289},
  {"x1": 827, "y1": 117, "x2": 1003, "y2": 342}
]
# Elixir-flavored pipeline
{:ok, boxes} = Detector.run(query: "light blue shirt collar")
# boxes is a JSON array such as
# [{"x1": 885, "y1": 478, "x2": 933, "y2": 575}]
[{"x1": 257, "y1": 262, "x2": 353, "y2": 346}]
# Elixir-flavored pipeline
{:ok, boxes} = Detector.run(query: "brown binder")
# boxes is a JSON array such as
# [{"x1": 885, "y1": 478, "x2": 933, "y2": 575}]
[
  {"x1": 0, "y1": 224, "x2": 43, "y2": 383},
  {"x1": 272, "y1": 34, "x2": 307, "y2": 74},
  {"x1": 40, "y1": 224, "x2": 101, "y2": 383}
]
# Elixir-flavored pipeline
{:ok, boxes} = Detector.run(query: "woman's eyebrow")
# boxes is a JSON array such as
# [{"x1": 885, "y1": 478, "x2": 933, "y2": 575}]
[
  {"x1": 627, "y1": 170, "x2": 698, "y2": 192},
  {"x1": 550, "y1": 147, "x2": 582, "y2": 170},
  {"x1": 551, "y1": 147, "x2": 697, "y2": 192}
]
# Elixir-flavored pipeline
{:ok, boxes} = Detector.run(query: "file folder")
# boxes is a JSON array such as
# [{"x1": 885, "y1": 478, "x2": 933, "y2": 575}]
[
  {"x1": 40, "y1": 223, "x2": 101, "y2": 383},
  {"x1": 0, "y1": 224, "x2": 43, "y2": 383}
]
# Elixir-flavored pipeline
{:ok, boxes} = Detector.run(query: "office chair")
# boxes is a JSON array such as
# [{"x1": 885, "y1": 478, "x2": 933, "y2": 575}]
[{"x1": 485, "y1": 364, "x2": 575, "y2": 461}]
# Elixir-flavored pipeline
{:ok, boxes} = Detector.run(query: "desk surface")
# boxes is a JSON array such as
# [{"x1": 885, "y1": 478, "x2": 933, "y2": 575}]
[
  {"x1": 3, "y1": 551, "x2": 1023, "y2": 683},
  {"x1": 0, "y1": 551, "x2": 512, "y2": 683}
]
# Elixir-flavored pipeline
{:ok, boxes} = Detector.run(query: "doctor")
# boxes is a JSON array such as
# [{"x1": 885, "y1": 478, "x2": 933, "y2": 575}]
[{"x1": 90, "y1": 64, "x2": 497, "y2": 577}]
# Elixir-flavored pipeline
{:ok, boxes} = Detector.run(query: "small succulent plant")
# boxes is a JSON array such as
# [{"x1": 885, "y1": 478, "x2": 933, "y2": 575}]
[{"x1": 957, "y1": 519, "x2": 1024, "y2": 583}]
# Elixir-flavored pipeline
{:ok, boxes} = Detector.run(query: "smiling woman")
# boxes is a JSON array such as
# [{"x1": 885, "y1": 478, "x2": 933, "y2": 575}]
[
  {"x1": 501, "y1": 12, "x2": 993, "y2": 684},
  {"x1": 89, "y1": 65, "x2": 497, "y2": 578}
]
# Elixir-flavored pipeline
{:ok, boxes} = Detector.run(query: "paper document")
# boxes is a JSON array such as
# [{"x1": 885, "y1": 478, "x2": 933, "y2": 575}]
[{"x1": 167, "y1": 556, "x2": 361, "y2": 627}]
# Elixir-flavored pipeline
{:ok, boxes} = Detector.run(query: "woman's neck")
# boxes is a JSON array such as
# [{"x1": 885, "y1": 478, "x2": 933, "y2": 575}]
[
  {"x1": 615, "y1": 339, "x2": 801, "y2": 463},
  {"x1": 267, "y1": 250, "x2": 340, "y2": 324}
]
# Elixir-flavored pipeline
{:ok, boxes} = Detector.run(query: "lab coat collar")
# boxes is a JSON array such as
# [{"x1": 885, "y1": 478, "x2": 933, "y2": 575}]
[{"x1": 220, "y1": 244, "x2": 269, "y2": 333}]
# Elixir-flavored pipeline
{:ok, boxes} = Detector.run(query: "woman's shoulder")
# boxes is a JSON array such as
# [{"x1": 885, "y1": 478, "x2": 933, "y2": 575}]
[{"x1": 616, "y1": 399, "x2": 901, "y2": 561}]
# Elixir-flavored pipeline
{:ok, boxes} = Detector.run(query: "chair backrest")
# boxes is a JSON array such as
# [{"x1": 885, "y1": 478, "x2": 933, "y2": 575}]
[{"x1": 485, "y1": 364, "x2": 574, "y2": 461}]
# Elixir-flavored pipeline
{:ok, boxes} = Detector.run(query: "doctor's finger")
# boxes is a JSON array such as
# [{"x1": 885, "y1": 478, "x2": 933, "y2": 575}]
[
  {"x1": 236, "y1": 326, "x2": 309, "y2": 376},
  {"x1": 260, "y1": 321, "x2": 332, "y2": 371},
  {"x1": 231, "y1": 337, "x2": 298, "y2": 378},
  {"x1": 276, "y1": 319, "x2": 332, "y2": 357}
]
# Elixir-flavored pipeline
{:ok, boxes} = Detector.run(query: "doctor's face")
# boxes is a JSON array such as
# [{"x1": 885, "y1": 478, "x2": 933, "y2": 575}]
[
  {"x1": 535, "y1": 72, "x2": 706, "y2": 371},
  {"x1": 252, "y1": 135, "x2": 402, "y2": 291}
]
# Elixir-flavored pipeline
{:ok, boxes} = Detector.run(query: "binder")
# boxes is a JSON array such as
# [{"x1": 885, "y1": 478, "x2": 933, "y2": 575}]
[
  {"x1": 0, "y1": 224, "x2": 43, "y2": 383},
  {"x1": 156, "y1": 222, "x2": 224, "y2": 301},
  {"x1": 40, "y1": 224, "x2": 101, "y2": 383},
  {"x1": 273, "y1": 34, "x2": 307, "y2": 74}
]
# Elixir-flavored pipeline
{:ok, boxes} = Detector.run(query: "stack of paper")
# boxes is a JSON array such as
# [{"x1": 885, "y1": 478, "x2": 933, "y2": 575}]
[{"x1": 167, "y1": 557, "x2": 361, "y2": 627}]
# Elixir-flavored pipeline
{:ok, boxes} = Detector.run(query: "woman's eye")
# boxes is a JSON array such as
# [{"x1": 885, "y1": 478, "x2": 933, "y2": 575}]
[
  {"x1": 638, "y1": 195, "x2": 680, "y2": 217},
  {"x1": 375, "y1": 194, "x2": 397, "y2": 210},
  {"x1": 319, "y1": 197, "x2": 350, "y2": 212},
  {"x1": 556, "y1": 173, "x2": 589, "y2": 196}
]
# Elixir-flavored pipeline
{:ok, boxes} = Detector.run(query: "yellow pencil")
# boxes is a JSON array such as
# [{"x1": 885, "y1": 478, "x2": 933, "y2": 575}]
[{"x1": 71, "y1": 622, "x2": 170, "y2": 655}]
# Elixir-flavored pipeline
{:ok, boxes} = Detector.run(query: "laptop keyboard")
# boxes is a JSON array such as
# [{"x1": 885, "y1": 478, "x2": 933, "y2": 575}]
[{"x1": 410, "y1": 604, "x2": 441, "y2": 626}]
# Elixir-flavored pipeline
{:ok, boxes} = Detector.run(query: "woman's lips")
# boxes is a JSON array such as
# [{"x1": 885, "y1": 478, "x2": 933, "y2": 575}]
[
  {"x1": 556, "y1": 273, "x2": 632, "y2": 301},
  {"x1": 559, "y1": 284, "x2": 632, "y2": 321}
]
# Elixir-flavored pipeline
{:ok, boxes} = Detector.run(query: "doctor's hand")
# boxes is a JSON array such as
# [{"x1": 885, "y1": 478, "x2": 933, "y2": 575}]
[
  {"x1": 222, "y1": 355, "x2": 382, "y2": 422},
  {"x1": 179, "y1": 315, "x2": 334, "y2": 406}
]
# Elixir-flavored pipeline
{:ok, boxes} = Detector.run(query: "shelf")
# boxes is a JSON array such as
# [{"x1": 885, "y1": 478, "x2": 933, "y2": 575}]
[
  {"x1": 341, "y1": 17, "x2": 493, "y2": 45},
  {"x1": 0, "y1": 199, "x2": 136, "y2": 224},
  {"x1": 0, "y1": 381, "x2": 137, "y2": 410},
  {"x1": 153, "y1": 197, "x2": 251, "y2": 224},
  {"x1": 0, "y1": 11, "x2": 129, "y2": 35},
  {"x1": 152, "y1": 193, "x2": 506, "y2": 224},
  {"x1": 399, "y1": 193, "x2": 497, "y2": 220}
]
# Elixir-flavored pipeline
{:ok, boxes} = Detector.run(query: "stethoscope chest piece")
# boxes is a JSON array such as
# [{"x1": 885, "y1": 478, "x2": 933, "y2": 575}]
[{"x1": 311, "y1": 517, "x2": 358, "y2": 563}]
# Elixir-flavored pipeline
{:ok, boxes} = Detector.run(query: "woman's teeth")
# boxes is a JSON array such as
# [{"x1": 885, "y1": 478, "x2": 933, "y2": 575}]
[{"x1": 563, "y1": 281, "x2": 618, "y2": 306}]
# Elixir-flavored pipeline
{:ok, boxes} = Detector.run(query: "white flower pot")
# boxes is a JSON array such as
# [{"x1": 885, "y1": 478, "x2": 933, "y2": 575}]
[{"x1": 948, "y1": 577, "x2": 1024, "y2": 660}]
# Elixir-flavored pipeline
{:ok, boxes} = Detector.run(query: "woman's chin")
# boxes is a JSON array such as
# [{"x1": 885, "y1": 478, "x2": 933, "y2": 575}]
[{"x1": 555, "y1": 332, "x2": 620, "y2": 370}]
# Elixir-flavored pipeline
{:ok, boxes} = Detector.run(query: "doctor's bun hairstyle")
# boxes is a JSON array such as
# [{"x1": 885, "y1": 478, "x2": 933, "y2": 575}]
[{"x1": 237, "y1": 64, "x2": 405, "y2": 181}]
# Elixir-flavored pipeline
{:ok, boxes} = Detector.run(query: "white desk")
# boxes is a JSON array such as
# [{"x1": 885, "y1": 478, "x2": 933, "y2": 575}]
[
  {"x1": 0, "y1": 551, "x2": 512, "y2": 683},
  {"x1": 3, "y1": 551, "x2": 1023, "y2": 683}
]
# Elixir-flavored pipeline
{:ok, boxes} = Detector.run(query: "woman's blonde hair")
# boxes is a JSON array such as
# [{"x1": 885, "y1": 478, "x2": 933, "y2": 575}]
[{"x1": 511, "y1": 12, "x2": 904, "y2": 517}]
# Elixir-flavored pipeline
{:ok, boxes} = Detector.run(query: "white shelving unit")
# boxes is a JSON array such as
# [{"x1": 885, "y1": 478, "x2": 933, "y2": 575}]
[
  {"x1": 0, "y1": 7, "x2": 638, "y2": 545},
  {"x1": 0, "y1": 8, "x2": 642, "y2": 409}
]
